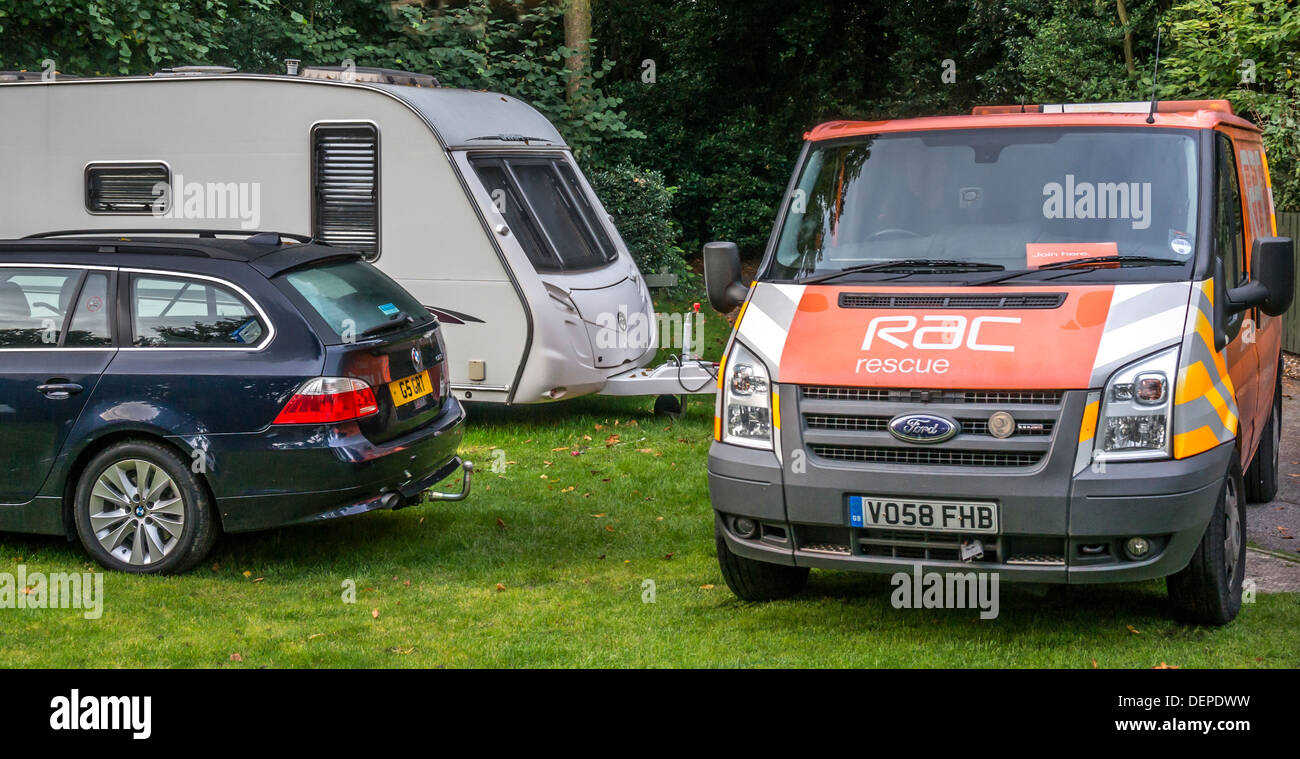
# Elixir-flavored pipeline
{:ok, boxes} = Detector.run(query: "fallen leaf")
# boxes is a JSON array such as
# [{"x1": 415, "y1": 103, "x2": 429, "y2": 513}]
[
  {"x1": 496, "y1": 517, "x2": 506, "y2": 528},
  {"x1": 551, "y1": 446, "x2": 569, "y2": 452},
  {"x1": 591, "y1": 513, "x2": 605, "y2": 518},
  {"x1": 229, "y1": 653, "x2": 243, "y2": 662},
  {"x1": 371, "y1": 608, "x2": 380, "y2": 619},
  {"x1": 1091, "y1": 659, "x2": 1098, "y2": 669},
  {"x1": 637, "y1": 448, "x2": 654, "y2": 453},
  {"x1": 665, "y1": 553, "x2": 675, "y2": 560},
  {"x1": 252, "y1": 577, "x2": 264, "y2": 583},
  {"x1": 1126, "y1": 624, "x2": 1141, "y2": 635},
  {"x1": 211, "y1": 563, "x2": 220, "y2": 572},
  {"x1": 307, "y1": 633, "x2": 324, "y2": 640},
  {"x1": 242, "y1": 570, "x2": 252, "y2": 578},
  {"x1": 605, "y1": 434, "x2": 621, "y2": 447},
  {"x1": 495, "y1": 583, "x2": 506, "y2": 591},
  {"x1": 700, "y1": 584, "x2": 715, "y2": 590},
  {"x1": 1152, "y1": 662, "x2": 1180, "y2": 669},
  {"x1": 605, "y1": 524, "x2": 615, "y2": 532}
]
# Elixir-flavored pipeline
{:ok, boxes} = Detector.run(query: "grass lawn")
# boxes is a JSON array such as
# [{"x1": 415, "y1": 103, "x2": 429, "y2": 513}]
[{"x1": 2, "y1": 293, "x2": 1298, "y2": 668}]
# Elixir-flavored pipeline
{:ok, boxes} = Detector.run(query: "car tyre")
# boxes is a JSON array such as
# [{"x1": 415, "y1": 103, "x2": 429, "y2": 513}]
[
  {"x1": 715, "y1": 520, "x2": 808, "y2": 601},
  {"x1": 1166, "y1": 460, "x2": 1246, "y2": 625},
  {"x1": 73, "y1": 439, "x2": 217, "y2": 574}
]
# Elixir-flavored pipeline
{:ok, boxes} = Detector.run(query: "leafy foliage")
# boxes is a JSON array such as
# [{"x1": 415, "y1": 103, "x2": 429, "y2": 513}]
[
  {"x1": 1162, "y1": 0, "x2": 1300, "y2": 209},
  {"x1": 586, "y1": 162, "x2": 690, "y2": 283}
]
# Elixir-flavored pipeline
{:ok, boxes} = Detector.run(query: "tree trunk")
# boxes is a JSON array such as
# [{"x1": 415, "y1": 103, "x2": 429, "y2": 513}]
[
  {"x1": 564, "y1": 0, "x2": 592, "y2": 101},
  {"x1": 1116, "y1": 0, "x2": 1136, "y2": 76}
]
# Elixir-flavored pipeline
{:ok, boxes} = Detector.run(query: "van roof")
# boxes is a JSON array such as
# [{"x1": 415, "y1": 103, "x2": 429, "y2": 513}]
[
  {"x1": 805, "y1": 99, "x2": 1258, "y2": 142},
  {"x1": 0, "y1": 72, "x2": 568, "y2": 149}
]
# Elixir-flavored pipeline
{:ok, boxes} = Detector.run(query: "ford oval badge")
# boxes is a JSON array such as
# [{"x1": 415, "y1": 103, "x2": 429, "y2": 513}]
[{"x1": 888, "y1": 413, "x2": 959, "y2": 444}]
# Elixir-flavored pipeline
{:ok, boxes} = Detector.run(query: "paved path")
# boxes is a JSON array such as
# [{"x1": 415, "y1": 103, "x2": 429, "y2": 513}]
[{"x1": 1245, "y1": 377, "x2": 1300, "y2": 591}]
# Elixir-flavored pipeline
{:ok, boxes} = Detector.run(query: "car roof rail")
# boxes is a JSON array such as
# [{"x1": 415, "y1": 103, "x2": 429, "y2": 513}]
[{"x1": 24, "y1": 229, "x2": 315, "y2": 245}]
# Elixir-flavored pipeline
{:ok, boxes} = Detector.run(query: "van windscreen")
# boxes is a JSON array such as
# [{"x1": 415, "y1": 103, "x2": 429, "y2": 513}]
[
  {"x1": 767, "y1": 127, "x2": 1200, "y2": 282},
  {"x1": 472, "y1": 156, "x2": 617, "y2": 272}
]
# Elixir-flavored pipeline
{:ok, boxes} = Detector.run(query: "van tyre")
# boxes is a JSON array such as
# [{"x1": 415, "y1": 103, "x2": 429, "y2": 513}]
[
  {"x1": 715, "y1": 521, "x2": 808, "y2": 601},
  {"x1": 1166, "y1": 461, "x2": 1246, "y2": 625},
  {"x1": 1244, "y1": 364, "x2": 1281, "y2": 503},
  {"x1": 73, "y1": 440, "x2": 218, "y2": 574}
]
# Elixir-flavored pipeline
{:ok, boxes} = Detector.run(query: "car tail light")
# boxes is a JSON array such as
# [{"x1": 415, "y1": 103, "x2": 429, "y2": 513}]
[{"x1": 273, "y1": 377, "x2": 379, "y2": 424}]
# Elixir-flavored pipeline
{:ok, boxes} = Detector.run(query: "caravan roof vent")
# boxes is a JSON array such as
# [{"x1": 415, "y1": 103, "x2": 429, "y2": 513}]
[
  {"x1": 158, "y1": 65, "x2": 238, "y2": 76},
  {"x1": 300, "y1": 66, "x2": 439, "y2": 88}
]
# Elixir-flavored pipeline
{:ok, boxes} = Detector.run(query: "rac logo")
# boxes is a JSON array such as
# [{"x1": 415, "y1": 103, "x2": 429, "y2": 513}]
[{"x1": 862, "y1": 315, "x2": 1021, "y2": 353}]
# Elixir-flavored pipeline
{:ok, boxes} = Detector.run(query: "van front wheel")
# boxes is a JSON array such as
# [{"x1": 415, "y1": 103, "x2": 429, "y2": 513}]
[
  {"x1": 1166, "y1": 462, "x2": 1246, "y2": 625},
  {"x1": 715, "y1": 521, "x2": 808, "y2": 601}
]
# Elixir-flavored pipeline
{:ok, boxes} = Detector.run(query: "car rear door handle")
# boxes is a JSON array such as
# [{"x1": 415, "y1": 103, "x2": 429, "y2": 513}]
[{"x1": 37, "y1": 383, "x2": 83, "y2": 400}]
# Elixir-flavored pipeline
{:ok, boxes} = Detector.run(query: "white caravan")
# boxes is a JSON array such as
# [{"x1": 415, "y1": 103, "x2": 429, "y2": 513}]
[{"x1": 0, "y1": 66, "x2": 715, "y2": 405}]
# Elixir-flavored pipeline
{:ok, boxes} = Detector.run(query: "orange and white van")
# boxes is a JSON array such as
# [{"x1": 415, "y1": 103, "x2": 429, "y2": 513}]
[{"x1": 703, "y1": 100, "x2": 1294, "y2": 624}]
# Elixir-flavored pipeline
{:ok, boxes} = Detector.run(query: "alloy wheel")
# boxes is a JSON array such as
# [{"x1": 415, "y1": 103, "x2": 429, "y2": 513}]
[{"x1": 88, "y1": 459, "x2": 185, "y2": 566}]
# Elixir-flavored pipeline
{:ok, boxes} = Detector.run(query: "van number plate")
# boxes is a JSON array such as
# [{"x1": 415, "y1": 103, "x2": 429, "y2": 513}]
[
  {"x1": 389, "y1": 370, "x2": 433, "y2": 407},
  {"x1": 848, "y1": 496, "x2": 998, "y2": 534}
]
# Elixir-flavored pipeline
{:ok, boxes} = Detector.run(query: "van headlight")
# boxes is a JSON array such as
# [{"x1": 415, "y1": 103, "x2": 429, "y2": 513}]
[
  {"x1": 722, "y1": 342, "x2": 773, "y2": 449},
  {"x1": 1094, "y1": 346, "x2": 1179, "y2": 462}
]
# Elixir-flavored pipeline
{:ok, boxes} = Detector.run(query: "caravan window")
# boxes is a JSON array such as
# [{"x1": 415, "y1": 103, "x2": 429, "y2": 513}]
[
  {"x1": 85, "y1": 162, "x2": 170, "y2": 214},
  {"x1": 312, "y1": 123, "x2": 380, "y2": 260},
  {"x1": 471, "y1": 156, "x2": 616, "y2": 272}
]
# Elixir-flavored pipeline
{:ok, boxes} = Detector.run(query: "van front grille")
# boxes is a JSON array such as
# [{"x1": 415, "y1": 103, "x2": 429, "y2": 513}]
[
  {"x1": 800, "y1": 386, "x2": 1063, "y2": 405},
  {"x1": 838, "y1": 292, "x2": 1066, "y2": 310},
  {"x1": 857, "y1": 529, "x2": 999, "y2": 562},
  {"x1": 809, "y1": 445, "x2": 1044, "y2": 467},
  {"x1": 805, "y1": 413, "x2": 1054, "y2": 437}
]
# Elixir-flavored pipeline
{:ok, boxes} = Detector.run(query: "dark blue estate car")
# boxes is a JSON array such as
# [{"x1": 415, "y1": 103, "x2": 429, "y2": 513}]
[{"x1": 0, "y1": 232, "x2": 470, "y2": 573}]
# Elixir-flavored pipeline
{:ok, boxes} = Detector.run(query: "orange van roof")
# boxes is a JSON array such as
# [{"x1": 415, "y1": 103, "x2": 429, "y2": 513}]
[{"x1": 805, "y1": 99, "x2": 1257, "y2": 141}]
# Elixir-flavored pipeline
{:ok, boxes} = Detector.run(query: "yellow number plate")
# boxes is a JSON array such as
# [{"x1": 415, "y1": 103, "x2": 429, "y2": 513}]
[{"x1": 389, "y1": 370, "x2": 433, "y2": 407}]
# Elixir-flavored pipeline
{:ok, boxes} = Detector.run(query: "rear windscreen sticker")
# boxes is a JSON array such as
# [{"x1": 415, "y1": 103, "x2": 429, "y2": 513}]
[
  {"x1": 378, "y1": 302, "x2": 401, "y2": 316},
  {"x1": 1025, "y1": 242, "x2": 1117, "y2": 269}
]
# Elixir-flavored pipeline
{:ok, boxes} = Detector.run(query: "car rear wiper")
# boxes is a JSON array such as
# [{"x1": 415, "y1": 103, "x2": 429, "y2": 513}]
[
  {"x1": 799, "y1": 259, "x2": 1004, "y2": 285},
  {"x1": 968, "y1": 255, "x2": 1184, "y2": 286},
  {"x1": 360, "y1": 313, "x2": 415, "y2": 339}
]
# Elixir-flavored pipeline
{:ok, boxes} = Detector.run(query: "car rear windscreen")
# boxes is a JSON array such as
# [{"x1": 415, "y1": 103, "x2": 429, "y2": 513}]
[{"x1": 281, "y1": 259, "x2": 431, "y2": 342}]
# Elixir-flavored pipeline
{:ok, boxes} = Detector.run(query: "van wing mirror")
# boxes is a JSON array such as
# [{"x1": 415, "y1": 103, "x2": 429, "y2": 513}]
[
  {"x1": 703, "y1": 241, "x2": 749, "y2": 313},
  {"x1": 1226, "y1": 237, "x2": 1294, "y2": 318}
]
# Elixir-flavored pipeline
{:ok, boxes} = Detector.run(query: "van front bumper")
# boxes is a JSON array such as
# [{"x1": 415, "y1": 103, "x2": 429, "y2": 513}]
[{"x1": 708, "y1": 439, "x2": 1231, "y2": 584}]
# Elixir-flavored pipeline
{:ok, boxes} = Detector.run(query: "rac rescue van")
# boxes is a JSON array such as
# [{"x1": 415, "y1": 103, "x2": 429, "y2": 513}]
[{"x1": 703, "y1": 100, "x2": 1294, "y2": 625}]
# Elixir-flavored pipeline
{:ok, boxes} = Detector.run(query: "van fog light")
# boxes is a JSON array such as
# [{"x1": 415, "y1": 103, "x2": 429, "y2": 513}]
[
  {"x1": 1124, "y1": 536, "x2": 1151, "y2": 560},
  {"x1": 733, "y1": 517, "x2": 758, "y2": 538}
]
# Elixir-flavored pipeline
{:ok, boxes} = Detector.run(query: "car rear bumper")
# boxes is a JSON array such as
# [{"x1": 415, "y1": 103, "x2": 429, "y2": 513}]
[
  {"x1": 190, "y1": 395, "x2": 468, "y2": 532},
  {"x1": 708, "y1": 439, "x2": 1231, "y2": 584}
]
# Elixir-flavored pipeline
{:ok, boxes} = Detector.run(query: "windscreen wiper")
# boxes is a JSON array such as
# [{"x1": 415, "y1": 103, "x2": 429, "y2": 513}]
[
  {"x1": 969, "y1": 255, "x2": 1185, "y2": 286},
  {"x1": 360, "y1": 313, "x2": 416, "y2": 339},
  {"x1": 799, "y1": 259, "x2": 1004, "y2": 285}
]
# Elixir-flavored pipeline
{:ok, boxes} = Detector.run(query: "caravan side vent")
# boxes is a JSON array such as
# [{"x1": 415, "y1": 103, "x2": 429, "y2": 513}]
[
  {"x1": 85, "y1": 162, "x2": 170, "y2": 214},
  {"x1": 311, "y1": 123, "x2": 379, "y2": 259}
]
